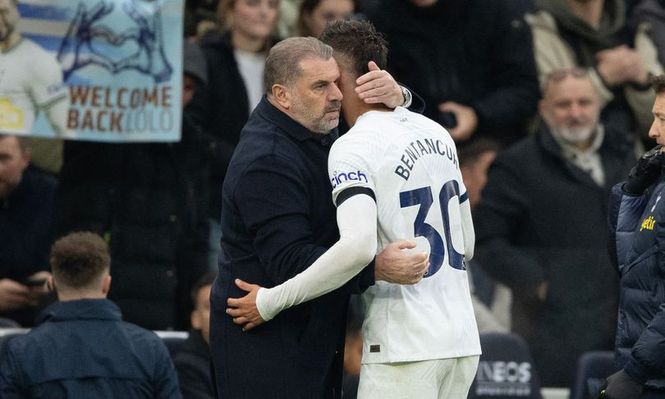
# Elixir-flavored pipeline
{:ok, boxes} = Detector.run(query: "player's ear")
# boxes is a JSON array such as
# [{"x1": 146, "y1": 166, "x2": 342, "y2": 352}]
[{"x1": 271, "y1": 84, "x2": 291, "y2": 109}]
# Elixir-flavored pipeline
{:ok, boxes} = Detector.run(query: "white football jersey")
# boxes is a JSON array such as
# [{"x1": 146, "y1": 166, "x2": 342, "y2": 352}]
[
  {"x1": 328, "y1": 107, "x2": 481, "y2": 364},
  {"x1": 0, "y1": 39, "x2": 66, "y2": 134}
]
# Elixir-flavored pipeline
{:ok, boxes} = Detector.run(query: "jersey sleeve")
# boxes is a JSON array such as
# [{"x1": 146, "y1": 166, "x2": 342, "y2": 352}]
[
  {"x1": 256, "y1": 194, "x2": 378, "y2": 321},
  {"x1": 29, "y1": 48, "x2": 67, "y2": 108},
  {"x1": 328, "y1": 134, "x2": 377, "y2": 207}
]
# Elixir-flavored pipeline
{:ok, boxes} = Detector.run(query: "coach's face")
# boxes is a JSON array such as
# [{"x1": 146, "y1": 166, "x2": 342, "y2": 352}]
[
  {"x1": 0, "y1": 0, "x2": 19, "y2": 43},
  {"x1": 288, "y1": 56, "x2": 343, "y2": 134}
]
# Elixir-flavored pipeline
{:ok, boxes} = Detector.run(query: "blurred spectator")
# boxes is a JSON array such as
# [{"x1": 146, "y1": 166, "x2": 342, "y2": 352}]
[
  {"x1": 0, "y1": 135, "x2": 55, "y2": 326},
  {"x1": 56, "y1": 43, "x2": 210, "y2": 330},
  {"x1": 367, "y1": 0, "x2": 540, "y2": 146},
  {"x1": 527, "y1": 0, "x2": 664, "y2": 144},
  {"x1": 278, "y1": 0, "x2": 302, "y2": 37},
  {"x1": 629, "y1": 0, "x2": 665, "y2": 67},
  {"x1": 297, "y1": 0, "x2": 355, "y2": 37},
  {"x1": 459, "y1": 139, "x2": 511, "y2": 333},
  {"x1": 474, "y1": 68, "x2": 636, "y2": 387},
  {"x1": 0, "y1": 232, "x2": 181, "y2": 398},
  {"x1": 173, "y1": 272, "x2": 216, "y2": 399},
  {"x1": 189, "y1": 0, "x2": 281, "y2": 268}
]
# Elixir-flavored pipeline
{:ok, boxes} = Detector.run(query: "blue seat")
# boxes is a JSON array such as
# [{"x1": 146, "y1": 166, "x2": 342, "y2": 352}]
[
  {"x1": 154, "y1": 330, "x2": 189, "y2": 358},
  {"x1": 468, "y1": 332, "x2": 542, "y2": 399},
  {"x1": 0, "y1": 329, "x2": 29, "y2": 353},
  {"x1": 0, "y1": 318, "x2": 20, "y2": 328},
  {"x1": 569, "y1": 351, "x2": 617, "y2": 399}
]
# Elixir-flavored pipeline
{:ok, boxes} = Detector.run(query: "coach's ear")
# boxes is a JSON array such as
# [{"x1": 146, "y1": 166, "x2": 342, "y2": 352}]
[{"x1": 271, "y1": 84, "x2": 292, "y2": 109}]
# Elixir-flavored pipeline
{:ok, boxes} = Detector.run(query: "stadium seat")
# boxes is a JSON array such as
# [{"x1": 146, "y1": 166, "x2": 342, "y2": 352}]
[
  {"x1": 0, "y1": 328, "x2": 29, "y2": 353},
  {"x1": 468, "y1": 332, "x2": 543, "y2": 399},
  {"x1": 569, "y1": 351, "x2": 617, "y2": 399},
  {"x1": 0, "y1": 318, "x2": 20, "y2": 328},
  {"x1": 154, "y1": 330, "x2": 189, "y2": 358}
]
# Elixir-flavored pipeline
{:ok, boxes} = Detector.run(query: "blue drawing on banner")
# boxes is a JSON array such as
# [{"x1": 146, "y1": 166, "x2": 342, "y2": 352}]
[{"x1": 57, "y1": 0, "x2": 173, "y2": 83}]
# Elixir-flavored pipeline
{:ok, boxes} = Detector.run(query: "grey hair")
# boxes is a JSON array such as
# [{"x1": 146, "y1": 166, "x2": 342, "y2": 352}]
[{"x1": 264, "y1": 36, "x2": 333, "y2": 93}]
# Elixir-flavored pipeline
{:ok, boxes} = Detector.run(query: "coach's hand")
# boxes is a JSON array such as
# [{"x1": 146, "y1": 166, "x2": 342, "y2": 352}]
[
  {"x1": 598, "y1": 370, "x2": 643, "y2": 399},
  {"x1": 356, "y1": 61, "x2": 404, "y2": 108},
  {"x1": 226, "y1": 279, "x2": 265, "y2": 332},
  {"x1": 375, "y1": 240, "x2": 429, "y2": 285}
]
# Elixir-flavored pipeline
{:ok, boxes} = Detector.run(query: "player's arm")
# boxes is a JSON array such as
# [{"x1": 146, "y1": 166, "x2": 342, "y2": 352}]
[
  {"x1": 226, "y1": 191, "x2": 378, "y2": 330},
  {"x1": 44, "y1": 98, "x2": 73, "y2": 138},
  {"x1": 31, "y1": 53, "x2": 72, "y2": 138}
]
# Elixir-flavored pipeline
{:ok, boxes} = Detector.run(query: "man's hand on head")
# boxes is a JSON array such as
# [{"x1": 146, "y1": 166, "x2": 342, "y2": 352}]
[
  {"x1": 355, "y1": 61, "x2": 404, "y2": 108},
  {"x1": 226, "y1": 279, "x2": 266, "y2": 332},
  {"x1": 375, "y1": 240, "x2": 429, "y2": 284}
]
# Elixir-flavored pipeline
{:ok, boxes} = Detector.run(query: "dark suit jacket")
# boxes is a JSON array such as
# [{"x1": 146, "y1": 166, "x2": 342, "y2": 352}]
[{"x1": 210, "y1": 97, "x2": 373, "y2": 399}]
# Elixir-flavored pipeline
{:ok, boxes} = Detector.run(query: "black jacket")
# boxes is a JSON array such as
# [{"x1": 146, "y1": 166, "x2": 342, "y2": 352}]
[
  {"x1": 210, "y1": 97, "x2": 373, "y2": 399},
  {"x1": 0, "y1": 167, "x2": 57, "y2": 325},
  {"x1": 0, "y1": 299, "x2": 181, "y2": 398},
  {"x1": 609, "y1": 166, "x2": 665, "y2": 390},
  {"x1": 474, "y1": 124, "x2": 635, "y2": 386},
  {"x1": 369, "y1": 0, "x2": 539, "y2": 145},
  {"x1": 173, "y1": 329, "x2": 213, "y2": 399},
  {"x1": 57, "y1": 114, "x2": 209, "y2": 330}
]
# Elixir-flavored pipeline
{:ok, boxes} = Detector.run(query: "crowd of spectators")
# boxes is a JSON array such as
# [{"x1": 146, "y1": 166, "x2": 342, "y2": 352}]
[{"x1": 2, "y1": 0, "x2": 665, "y2": 396}]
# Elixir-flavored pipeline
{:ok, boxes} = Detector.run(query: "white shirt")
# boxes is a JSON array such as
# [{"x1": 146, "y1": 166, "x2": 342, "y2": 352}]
[
  {"x1": 0, "y1": 38, "x2": 66, "y2": 134},
  {"x1": 329, "y1": 107, "x2": 480, "y2": 363},
  {"x1": 234, "y1": 49, "x2": 265, "y2": 113},
  {"x1": 256, "y1": 107, "x2": 480, "y2": 364}
]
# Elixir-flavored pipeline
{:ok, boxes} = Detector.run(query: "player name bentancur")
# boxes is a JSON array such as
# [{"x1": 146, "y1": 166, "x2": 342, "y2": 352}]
[{"x1": 394, "y1": 138, "x2": 459, "y2": 181}]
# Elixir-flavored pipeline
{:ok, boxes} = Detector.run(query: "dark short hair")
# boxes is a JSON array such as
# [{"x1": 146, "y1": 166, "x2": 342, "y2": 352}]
[
  {"x1": 191, "y1": 271, "x2": 217, "y2": 303},
  {"x1": 653, "y1": 74, "x2": 665, "y2": 96},
  {"x1": 50, "y1": 232, "x2": 110, "y2": 289},
  {"x1": 319, "y1": 20, "x2": 387, "y2": 77}
]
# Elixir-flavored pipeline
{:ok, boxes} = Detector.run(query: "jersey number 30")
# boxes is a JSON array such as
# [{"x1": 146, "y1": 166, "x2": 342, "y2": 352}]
[{"x1": 399, "y1": 180, "x2": 464, "y2": 277}]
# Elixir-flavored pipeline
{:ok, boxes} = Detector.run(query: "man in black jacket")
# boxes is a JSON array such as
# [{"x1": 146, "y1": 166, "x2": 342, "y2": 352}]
[
  {"x1": 0, "y1": 135, "x2": 55, "y2": 326},
  {"x1": 210, "y1": 36, "x2": 428, "y2": 399},
  {"x1": 604, "y1": 74, "x2": 665, "y2": 399},
  {"x1": 475, "y1": 68, "x2": 636, "y2": 387}
]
